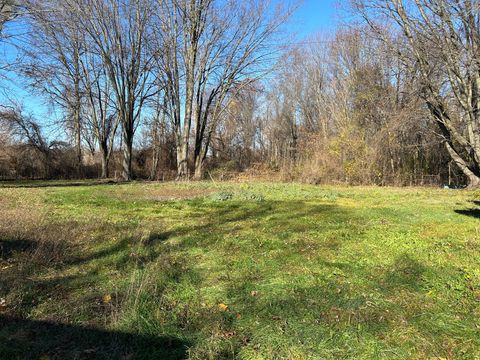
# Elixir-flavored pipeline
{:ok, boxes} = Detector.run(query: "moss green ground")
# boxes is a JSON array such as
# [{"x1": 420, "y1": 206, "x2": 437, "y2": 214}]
[{"x1": 0, "y1": 181, "x2": 479, "y2": 359}]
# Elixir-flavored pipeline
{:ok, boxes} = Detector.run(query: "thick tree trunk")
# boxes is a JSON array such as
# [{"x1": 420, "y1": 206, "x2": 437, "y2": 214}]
[
  {"x1": 193, "y1": 137, "x2": 202, "y2": 180},
  {"x1": 176, "y1": 141, "x2": 189, "y2": 180},
  {"x1": 193, "y1": 131, "x2": 211, "y2": 180},
  {"x1": 466, "y1": 174, "x2": 480, "y2": 188},
  {"x1": 122, "y1": 127, "x2": 133, "y2": 181},
  {"x1": 100, "y1": 147, "x2": 109, "y2": 179},
  {"x1": 193, "y1": 156, "x2": 204, "y2": 180},
  {"x1": 176, "y1": 95, "x2": 193, "y2": 180},
  {"x1": 445, "y1": 142, "x2": 480, "y2": 188}
]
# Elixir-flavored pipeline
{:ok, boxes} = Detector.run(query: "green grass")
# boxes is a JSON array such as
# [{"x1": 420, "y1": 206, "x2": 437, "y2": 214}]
[{"x1": 0, "y1": 181, "x2": 479, "y2": 359}]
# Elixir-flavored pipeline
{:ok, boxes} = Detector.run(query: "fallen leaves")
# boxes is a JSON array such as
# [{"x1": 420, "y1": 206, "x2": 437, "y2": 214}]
[
  {"x1": 217, "y1": 303, "x2": 228, "y2": 311},
  {"x1": 102, "y1": 294, "x2": 112, "y2": 304}
]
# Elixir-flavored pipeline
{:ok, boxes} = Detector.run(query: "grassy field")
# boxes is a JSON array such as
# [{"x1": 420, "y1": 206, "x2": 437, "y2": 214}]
[{"x1": 0, "y1": 181, "x2": 479, "y2": 359}]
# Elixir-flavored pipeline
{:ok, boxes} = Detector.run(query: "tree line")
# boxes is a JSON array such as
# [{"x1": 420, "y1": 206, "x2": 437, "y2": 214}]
[{"x1": 0, "y1": 0, "x2": 479, "y2": 187}]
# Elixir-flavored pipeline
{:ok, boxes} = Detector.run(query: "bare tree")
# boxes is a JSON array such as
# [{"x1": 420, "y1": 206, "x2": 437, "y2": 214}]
[
  {"x1": 23, "y1": 0, "x2": 84, "y2": 172},
  {"x1": 146, "y1": 95, "x2": 169, "y2": 180},
  {"x1": 71, "y1": 0, "x2": 156, "y2": 180},
  {"x1": 155, "y1": 0, "x2": 293, "y2": 179},
  {"x1": 79, "y1": 38, "x2": 119, "y2": 178},
  {"x1": 0, "y1": 104, "x2": 69, "y2": 178},
  {"x1": 0, "y1": 104, "x2": 49, "y2": 154},
  {"x1": 214, "y1": 81, "x2": 262, "y2": 169},
  {"x1": 354, "y1": 0, "x2": 480, "y2": 187},
  {"x1": 154, "y1": 0, "x2": 211, "y2": 179}
]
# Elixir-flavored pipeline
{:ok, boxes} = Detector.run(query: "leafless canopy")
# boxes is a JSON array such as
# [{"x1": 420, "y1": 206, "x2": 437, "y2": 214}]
[{"x1": 354, "y1": 0, "x2": 480, "y2": 186}]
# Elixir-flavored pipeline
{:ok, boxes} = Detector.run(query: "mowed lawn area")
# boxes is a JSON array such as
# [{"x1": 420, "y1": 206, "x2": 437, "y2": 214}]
[{"x1": 0, "y1": 182, "x2": 479, "y2": 359}]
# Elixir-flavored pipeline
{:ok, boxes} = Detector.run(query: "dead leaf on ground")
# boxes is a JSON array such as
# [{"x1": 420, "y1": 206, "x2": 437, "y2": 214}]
[{"x1": 218, "y1": 303, "x2": 228, "y2": 311}]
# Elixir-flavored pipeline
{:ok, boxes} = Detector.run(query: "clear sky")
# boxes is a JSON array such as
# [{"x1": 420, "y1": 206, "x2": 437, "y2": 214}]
[{"x1": 289, "y1": 0, "x2": 339, "y2": 38}]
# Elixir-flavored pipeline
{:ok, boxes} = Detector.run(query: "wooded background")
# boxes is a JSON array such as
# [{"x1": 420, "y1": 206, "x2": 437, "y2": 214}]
[{"x1": 0, "y1": 0, "x2": 478, "y2": 187}]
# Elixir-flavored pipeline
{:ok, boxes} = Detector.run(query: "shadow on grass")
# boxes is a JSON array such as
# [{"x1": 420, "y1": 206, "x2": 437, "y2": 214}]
[
  {"x1": 0, "y1": 199, "x2": 345, "y2": 358},
  {"x1": 455, "y1": 208, "x2": 480, "y2": 219},
  {"x1": 0, "y1": 232, "x2": 194, "y2": 359},
  {"x1": 454, "y1": 199, "x2": 480, "y2": 219},
  {"x1": 383, "y1": 254, "x2": 427, "y2": 292},
  {"x1": 219, "y1": 251, "x2": 462, "y2": 358},
  {"x1": 147, "y1": 201, "x2": 342, "y2": 248},
  {"x1": 4, "y1": 196, "x2": 470, "y2": 358},
  {"x1": 0, "y1": 239, "x2": 35, "y2": 260},
  {"x1": 0, "y1": 315, "x2": 190, "y2": 360},
  {"x1": 225, "y1": 253, "x2": 429, "y2": 325}
]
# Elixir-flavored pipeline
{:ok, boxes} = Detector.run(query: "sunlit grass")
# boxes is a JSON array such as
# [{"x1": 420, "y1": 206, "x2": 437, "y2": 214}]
[{"x1": 0, "y1": 181, "x2": 479, "y2": 359}]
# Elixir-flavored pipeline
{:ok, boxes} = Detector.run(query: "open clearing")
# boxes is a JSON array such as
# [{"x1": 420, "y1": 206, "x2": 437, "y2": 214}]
[{"x1": 0, "y1": 181, "x2": 479, "y2": 359}]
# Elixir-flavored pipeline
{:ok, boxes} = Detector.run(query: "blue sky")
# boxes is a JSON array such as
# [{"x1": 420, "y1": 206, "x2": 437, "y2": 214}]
[{"x1": 289, "y1": 0, "x2": 339, "y2": 38}]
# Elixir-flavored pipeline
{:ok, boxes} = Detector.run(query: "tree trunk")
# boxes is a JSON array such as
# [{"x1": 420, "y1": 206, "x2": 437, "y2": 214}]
[
  {"x1": 122, "y1": 127, "x2": 133, "y2": 181},
  {"x1": 150, "y1": 144, "x2": 160, "y2": 180},
  {"x1": 176, "y1": 140, "x2": 189, "y2": 180},
  {"x1": 466, "y1": 174, "x2": 480, "y2": 188},
  {"x1": 73, "y1": 42, "x2": 82, "y2": 176},
  {"x1": 193, "y1": 135, "x2": 203, "y2": 180},
  {"x1": 74, "y1": 106, "x2": 82, "y2": 176},
  {"x1": 193, "y1": 130, "x2": 211, "y2": 180},
  {"x1": 43, "y1": 152, "x2": 52, "y2": 179},
  {"x1": 193, "y1": 155, "x2": 203, "y2": 180},
  {"x1": 176, "y1": 93, "x2": 193, "y2": 180},
  {"x1": 445, "y1": 142, "x2": 480, "y2": 188},
  {"x1": 100, "y1": 147, "x2": 109, "y2": 179}
]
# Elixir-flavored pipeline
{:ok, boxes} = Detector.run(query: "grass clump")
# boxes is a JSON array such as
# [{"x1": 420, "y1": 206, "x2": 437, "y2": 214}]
[{"x1": 211, "y1": 191, "x2": 234, "y2": 201}]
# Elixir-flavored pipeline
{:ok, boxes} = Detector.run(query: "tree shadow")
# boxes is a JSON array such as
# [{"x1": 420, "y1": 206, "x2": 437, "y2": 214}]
[
  {"x1": 0, "y1": 239, "x2": 35, "y2": 260},
  {"x1": 454, "y1": 208, "x2": 480, "y2": 218},
  {"x1": 0, "y1": 315, "x2": 190, "y2": 360},
  {"x1": 0, "y1": 198, "x2": 348, "y2": 356},
  {"x1": 0, "y1": 230, "x2": 194, "y2": 359},
  {"x1": 218, "y1": 250, "x2": 471, "y2": 357},
  {"x1": 146, "y1": 201, "x2": 342, "y2": 248},
  {"x1": 66, "y1": 237, "x2": 134, "y2": 266},
  {"x1": 383, "y1": 254, "x2": 427, "y2": 292},
  {"x1": 454, "y1": 200, "x2": 480, "y2": 219},
  {"x1": 7, "y1": 196, "x2": 451, "y2": 358}
]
